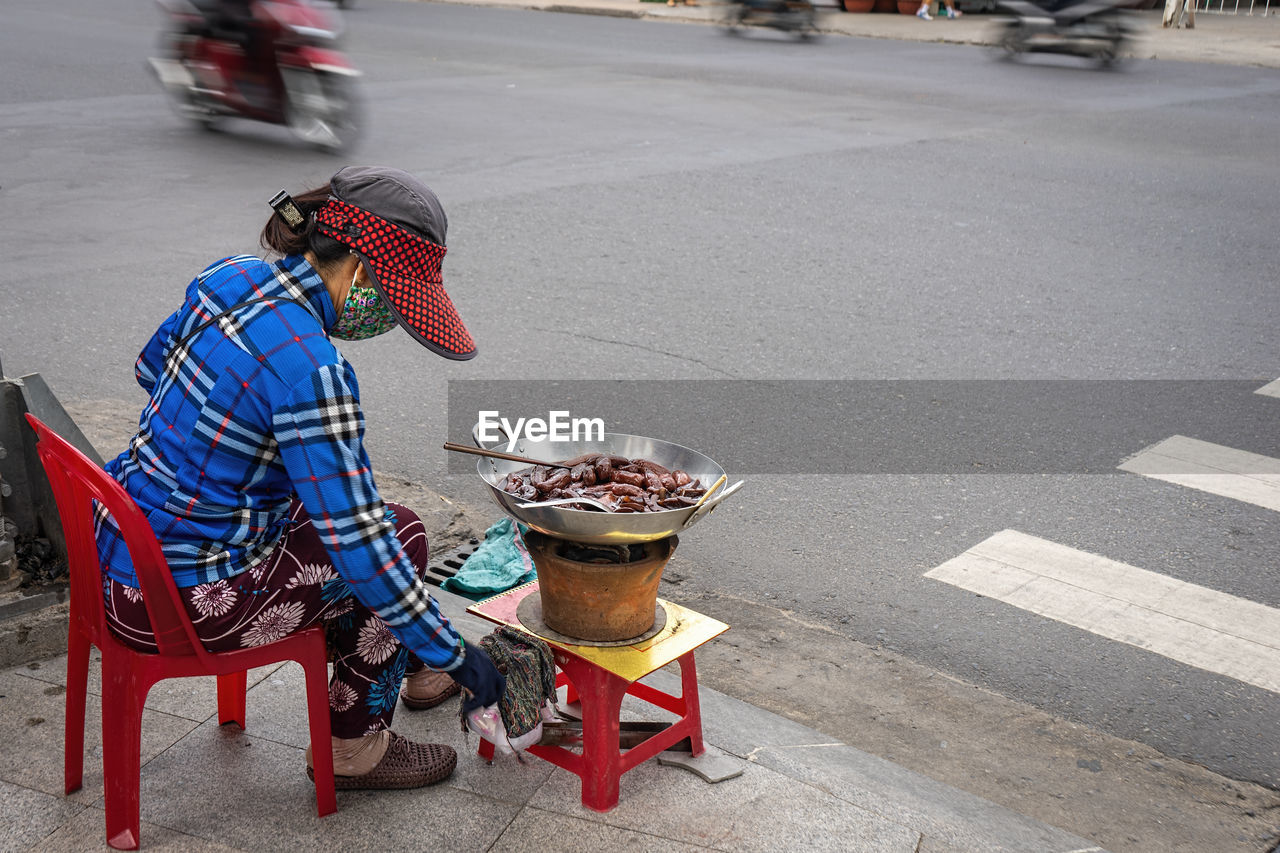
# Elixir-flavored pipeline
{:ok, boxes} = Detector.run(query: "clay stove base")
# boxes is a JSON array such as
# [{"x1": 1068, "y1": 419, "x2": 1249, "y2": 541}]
[{"x1": 516, "y1": 592, "x2": 668, "y2": 647}]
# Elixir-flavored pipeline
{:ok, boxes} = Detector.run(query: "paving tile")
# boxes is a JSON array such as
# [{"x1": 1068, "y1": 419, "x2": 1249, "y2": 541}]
[
  {"x1": 29, "y1": 806, "x2": 247, "y2": 853},
  {"x1": 243, "y1": 657, "x2": 558, "y2": 806},
  {"x1": 135, "y1": 720, "x2": 520, "y2": 852},
  {"x1": 6, "y1": 658, "x2": 64, "y2": 688},
  {"x1": 490, "y1": 805, "x2": 717, "y2": 852},
  {"x1": 918, "y1": 837, "x2": 989, "y2": 853},
  {"x1": 146, "y1": 663, "x2": 287, "y2": 723},
  {"x1": 528, "y1": 754, "x2": 920, "y2": 852},
  {"x1": 11, "y1": 655, "x2": 286, "y2": 723},
  {"x1": 232, "y1": 660, "x2": 328, "y2": 749},
  {"x1": 395, "y1": 700, "x2": 558, "y2": 806},
  {"x1": 0, "y1": 669, "x2": 197, "y2": 801},
  {"x1": 0, "y1": 779, "x2": 85, "y2": 852}
]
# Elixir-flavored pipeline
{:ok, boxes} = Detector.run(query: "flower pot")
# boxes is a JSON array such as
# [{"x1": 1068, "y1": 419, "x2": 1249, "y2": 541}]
[
  {"x1": 873, "y1": 0, "x2": 898, "y2": 10},
  {"x1": 843, "y1": 0, "x2": 876, "y2": 10},
  {"x1": 526, "y1": 532, "x2": 677, "y2": 643},
  {"x1": 898, "y1": 0, "x2": 920, "y2": 12}
]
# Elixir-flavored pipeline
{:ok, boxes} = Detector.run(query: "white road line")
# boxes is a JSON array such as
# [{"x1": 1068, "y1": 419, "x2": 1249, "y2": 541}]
[
  {"x1": 1256, "y1": 379, "x2": 1280, "y2": 398},
  {"x1": 925, "y1": 529, "x2": 1280, "y2": 694},
  {"x1": 1117, "y1": 435, "x2": 1280, "y2": 513}
]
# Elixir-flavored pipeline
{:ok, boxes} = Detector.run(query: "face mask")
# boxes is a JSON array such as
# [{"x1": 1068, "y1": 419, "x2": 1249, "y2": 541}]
[{"x1": 331, "y1": 268, "x2": 398, "y2": 341}]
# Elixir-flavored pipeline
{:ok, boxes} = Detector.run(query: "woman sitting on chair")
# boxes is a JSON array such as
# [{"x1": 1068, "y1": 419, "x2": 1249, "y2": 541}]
[{"x1": 94, "y1": 166, "x2": 504, "y2": 790}]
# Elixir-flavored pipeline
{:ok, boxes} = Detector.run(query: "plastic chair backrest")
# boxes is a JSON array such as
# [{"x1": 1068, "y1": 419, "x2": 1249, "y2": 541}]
[{"x1": 25, "y1": 414, "x2": 211, "y2": 661}]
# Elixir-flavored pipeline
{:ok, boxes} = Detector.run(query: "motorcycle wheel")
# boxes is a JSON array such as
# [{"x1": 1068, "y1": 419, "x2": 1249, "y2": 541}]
[
  {"x1": 149, "y1": 56, "x2": 221, "y2": 131},
  {"x1": 1094, "y1": 19, "x2": 1127, "y2": 68},
  {"x1": 721, "y1": 5, "x2": 747, "y2": 35},
  {"x1": 178, "y1": 81, "x2": 220, "y2": 132},
  {"x1": 283, "y1": 70, "x2": 363, "y2": 153},
  {"x1": 186, "y1": 101, "x2": 220, "y2": 132},
  {"x1": 791, "y1": 6, "x2": 818, "y2": 40},
  {"x1": 995, "y1": 22, "x2": 1026, "y2": 60},
  {"x1": 166, "y1": 91, "x2": 220, "y2": 131}
]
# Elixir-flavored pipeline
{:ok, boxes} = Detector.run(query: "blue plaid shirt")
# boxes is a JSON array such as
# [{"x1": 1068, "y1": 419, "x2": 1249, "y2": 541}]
[{"x1": 97, "y1": 254, "x2": 463, "y2": 670}]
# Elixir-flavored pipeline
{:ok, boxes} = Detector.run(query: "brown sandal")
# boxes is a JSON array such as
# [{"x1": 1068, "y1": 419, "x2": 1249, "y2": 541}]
[{"x1": 308, "y1": 732, "x2": 457, "y2": 790}]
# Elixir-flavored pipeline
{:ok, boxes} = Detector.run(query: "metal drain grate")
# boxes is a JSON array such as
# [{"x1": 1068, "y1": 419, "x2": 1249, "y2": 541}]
[{"x1": 424, "y1": 538, "x2": 482, "y2": 588}]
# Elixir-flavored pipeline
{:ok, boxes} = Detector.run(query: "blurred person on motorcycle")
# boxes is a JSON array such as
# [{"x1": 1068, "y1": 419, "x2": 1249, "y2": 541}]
[
  {"x1": 95, "y1": 166, "x2": 503, "y2": 790},
  {"x1": 723, "y1": 0, "x2": 818, "y2": 39},
  {"x1": 198, "y1": 0, "x2": 270, "y2": 66}
]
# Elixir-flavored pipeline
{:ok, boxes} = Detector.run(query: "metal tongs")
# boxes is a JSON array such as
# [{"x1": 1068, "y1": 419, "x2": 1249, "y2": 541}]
[
  {"x1": 442, "y1": 441, "x2": 570, "y2": 469},
  {"x1": 538, "y1": 720, "x2": 691, "y2": 751}
]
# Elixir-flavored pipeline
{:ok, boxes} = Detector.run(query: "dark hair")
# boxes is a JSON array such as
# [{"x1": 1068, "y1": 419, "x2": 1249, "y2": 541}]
[{"x1": 259, "y1": 183, "x2": 349, "y2": 272}]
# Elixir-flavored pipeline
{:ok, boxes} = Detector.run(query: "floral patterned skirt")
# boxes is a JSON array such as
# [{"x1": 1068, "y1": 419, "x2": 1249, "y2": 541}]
[{"x1": 103, "y1": 499, "x2": 433, "y2": 738}]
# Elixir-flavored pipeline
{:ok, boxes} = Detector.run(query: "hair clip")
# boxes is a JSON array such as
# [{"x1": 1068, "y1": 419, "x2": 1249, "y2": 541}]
[{"x1": 268, "y1": 190, "x2": 307, "y2": 234}]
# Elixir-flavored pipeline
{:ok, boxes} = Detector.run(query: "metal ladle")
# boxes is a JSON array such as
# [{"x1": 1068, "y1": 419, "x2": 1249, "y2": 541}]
[{"x1": 516, "y1": 496, "x2": 615, "y2": 512}]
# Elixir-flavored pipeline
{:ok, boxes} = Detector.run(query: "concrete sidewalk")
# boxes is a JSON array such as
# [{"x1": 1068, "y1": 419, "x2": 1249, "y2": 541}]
[
  {"x1": 0, "y1": 580, "x2": 1106, "y2": 852},
  {"x1": 0, "y1": 410, "x2": 1106, "y2": 851},
  {"x1": 423, "y1": 0, "x2": 1280, "y2": 69}
]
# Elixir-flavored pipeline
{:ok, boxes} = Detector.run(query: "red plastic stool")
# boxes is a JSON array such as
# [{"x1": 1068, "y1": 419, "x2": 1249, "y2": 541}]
[{"x1": 469, "y1": 581, "x2": 728, "y2": 812}]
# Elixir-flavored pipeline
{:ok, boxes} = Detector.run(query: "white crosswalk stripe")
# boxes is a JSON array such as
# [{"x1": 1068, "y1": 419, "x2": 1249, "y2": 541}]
[
  {"x1": 925, "y1": 529, "x2": 1280, "y2": 694},
  {"x1": 1117, "y1": 435, "x2": 1280, "y2": 512},
  {"x1": 1255, "y1": 379, "x2": 1280, "y2": 398}
]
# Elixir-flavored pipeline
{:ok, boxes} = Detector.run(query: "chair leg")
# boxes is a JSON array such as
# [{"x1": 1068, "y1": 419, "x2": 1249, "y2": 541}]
[
  {"x1": 64, "y1": 627, "x2": 91, "y2": 794},
  {"x1": 101, "y1": 655, "x2": 145, "y2": 851},
  {"x1": 301, "y1": 653, "x2": 336, "y2": 817},
  {"x1": 216, "y1": 671, "x2": 247, "y2": 729}
]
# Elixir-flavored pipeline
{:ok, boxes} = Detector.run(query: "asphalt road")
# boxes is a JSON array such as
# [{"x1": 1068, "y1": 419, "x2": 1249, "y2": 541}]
[{"x1": 3, "y1": 0, "x2": 1279, "y2": 800}]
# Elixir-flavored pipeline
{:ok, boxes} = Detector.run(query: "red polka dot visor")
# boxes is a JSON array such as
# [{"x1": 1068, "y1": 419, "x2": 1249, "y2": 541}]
[{"x1": 314, "y1": 199, "x2": 476, "y2": 360}]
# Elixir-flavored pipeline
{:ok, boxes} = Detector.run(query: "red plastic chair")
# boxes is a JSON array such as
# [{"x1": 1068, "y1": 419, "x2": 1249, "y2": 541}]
[{"x1": 25, "y1": 414, "x2": 337, "y2": 850}]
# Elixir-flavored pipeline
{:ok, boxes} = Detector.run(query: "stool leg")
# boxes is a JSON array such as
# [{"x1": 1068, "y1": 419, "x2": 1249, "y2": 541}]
[
  {"x1": 568, "y1": 661, "x2": 628, "y2": 812},
  {"x1": 679, "y1": 653, "x2": 706, "y2": 756}
]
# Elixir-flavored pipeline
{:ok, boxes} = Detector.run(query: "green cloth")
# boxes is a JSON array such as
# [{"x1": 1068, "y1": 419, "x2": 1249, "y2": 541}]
[{"x1": 442, "y1": 518, "x2": 535, "y2": 600}]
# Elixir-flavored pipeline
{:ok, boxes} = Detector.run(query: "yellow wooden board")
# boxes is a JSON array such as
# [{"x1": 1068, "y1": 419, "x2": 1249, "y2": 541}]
[{"x1": 468, "y1": 581, "x2": 729, "y2": 684}]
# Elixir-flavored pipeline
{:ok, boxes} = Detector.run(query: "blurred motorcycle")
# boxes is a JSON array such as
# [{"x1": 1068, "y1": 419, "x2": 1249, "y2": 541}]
[
  {"x1": 722, "y1": 0, "x2": 820, "y2": 40},
  {"x1": 147, "y1": 0, "x2": 363, "y2": 151},
  {"x1": 991, "y1": 0, "x2": 1139, "y2": 67}
]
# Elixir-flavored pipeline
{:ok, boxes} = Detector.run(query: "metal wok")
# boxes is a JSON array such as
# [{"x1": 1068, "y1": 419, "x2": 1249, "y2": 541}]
[{"x1": 472, "y1": 430, "x2": 744, "y2": 545}]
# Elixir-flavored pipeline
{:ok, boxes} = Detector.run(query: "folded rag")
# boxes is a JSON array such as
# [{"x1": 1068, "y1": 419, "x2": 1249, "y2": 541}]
[
  {"x1": 478, "y1": 626, "x2": 557, "y2": 740},
  {"x1": 442, "y1": 518, "x2": 535, "y2": 599}
]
